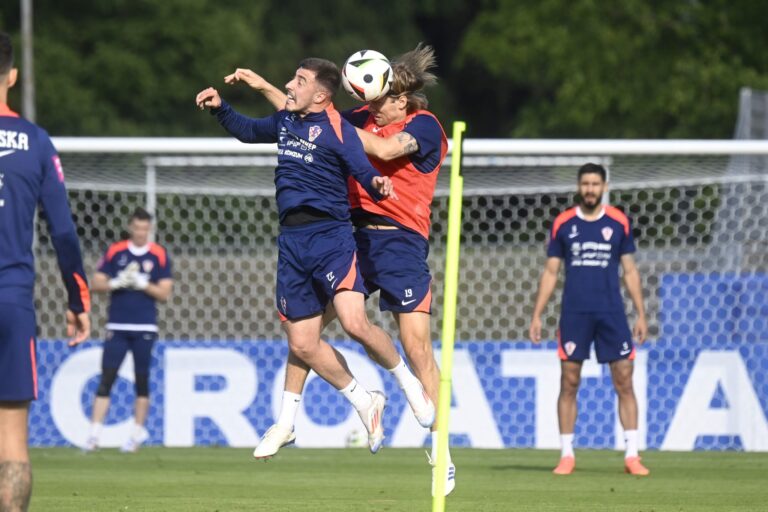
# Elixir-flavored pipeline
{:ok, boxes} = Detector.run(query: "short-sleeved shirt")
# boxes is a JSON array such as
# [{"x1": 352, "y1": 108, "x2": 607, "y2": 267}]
[
  {"x1": 547, "y1": 205, "x2": 635, "y2": 313},
  {"x1": 97, "y1": 241, "x2": 172, "y2": 331}
]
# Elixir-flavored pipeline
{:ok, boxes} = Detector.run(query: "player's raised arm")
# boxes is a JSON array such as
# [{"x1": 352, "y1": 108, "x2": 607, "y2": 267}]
[
  {"x1": 529, "y1": 257, "x2": 561, "y2": 343},
  {"x1": 621, "y1": 253, "x2": 647, "y2": 344},
  {"x1": 355, "y1": 127, "x2": 420, "y2": 161},
  {"x1": 195, "y1": 87, "x2": 222, "y2": 110},
  {"x1": 224, "y1": 68, "x2": 287, "y2": 111}
]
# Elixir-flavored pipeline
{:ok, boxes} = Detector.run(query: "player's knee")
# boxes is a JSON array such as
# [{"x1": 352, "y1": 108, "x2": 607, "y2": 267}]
[
  {"x1": 135, "y1": 372, "x2": 150, "y2": 397},
  {"x1": 339, "y1": 316, "x2": 370, "y2": 341},
  {"x1": 613, "y1": 377, "x2": 634, "y2": 396},
  {"x1": 288, "y1": 339, "x2": 316, "y2": 362},
  {"x1": 560, "y1": 375, "x2": 581, "y2": 395},
  {"x1": 96, "y1": 368, "x2": 119, "y2": 397}
]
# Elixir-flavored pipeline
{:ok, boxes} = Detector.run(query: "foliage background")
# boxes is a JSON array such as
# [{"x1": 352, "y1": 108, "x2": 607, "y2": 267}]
[{"x1": 2, "y1": 0, "x2": 768, "y2": 137}]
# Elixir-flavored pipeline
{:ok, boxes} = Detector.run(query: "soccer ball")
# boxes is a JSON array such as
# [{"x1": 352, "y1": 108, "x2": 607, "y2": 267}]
[{"x1": 341, "y1": 50, "x2": 393, "y2": 102}]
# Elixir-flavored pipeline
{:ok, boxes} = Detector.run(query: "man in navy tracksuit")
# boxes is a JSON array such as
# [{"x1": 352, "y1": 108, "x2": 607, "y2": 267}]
[
  {"x1": 0, "y1": 32, "x2": 90, "y2": 511},
  {"x1": 196, "y1": 58, "x2": 403, "y2": 454}
]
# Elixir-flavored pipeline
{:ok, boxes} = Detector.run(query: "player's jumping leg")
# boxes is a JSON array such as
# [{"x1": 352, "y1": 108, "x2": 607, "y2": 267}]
[
  {"x1": 610, "y1": 359, "x2": 649, "y2": 476},
  {"x1": 253, "y1": 350, "x2": 307, "y2": 459},
  {"x1": 395, "y1": 311, "x2": 451, "y2": 496},
  {"x1": 284, "y1": 314, "x2": 387, "y2": 453},
  {"x1": 554, "y1": 360, "x2": 582, "y2": 475},
  {"x1": 0, "y1": 402, "x2": 32, "y2": 512}
]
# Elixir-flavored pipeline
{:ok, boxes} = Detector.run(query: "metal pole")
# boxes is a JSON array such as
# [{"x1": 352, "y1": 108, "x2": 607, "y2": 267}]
[
  {"x1": 20, "y1": 0, "x2": 35, "y2": 121},
  {"x1": 145, "y1": 162, "x2": 157, "y2": 243}
]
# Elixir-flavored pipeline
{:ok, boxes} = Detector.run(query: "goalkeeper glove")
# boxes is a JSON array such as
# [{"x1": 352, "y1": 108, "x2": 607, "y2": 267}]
[
  {"x1": 132, "y1": 271, "x2": 150, "y2": 291},
  {"x1": 109, "y1": 270, "x2": 133, "y2": 290}
]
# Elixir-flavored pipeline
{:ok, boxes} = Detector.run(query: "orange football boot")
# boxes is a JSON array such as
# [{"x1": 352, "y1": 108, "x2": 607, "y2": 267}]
[
  {"x1": 624, "y1": 456, "x2": 650, "y2": 476},
  {"x1": 553, "y1": 456, "x2": 575, "y2": 475}
]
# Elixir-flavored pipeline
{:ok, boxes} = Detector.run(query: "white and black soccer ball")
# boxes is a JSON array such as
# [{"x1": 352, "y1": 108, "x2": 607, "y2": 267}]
[{"x1": 341, "y1": 50, "x2": 393, "y2": 102}]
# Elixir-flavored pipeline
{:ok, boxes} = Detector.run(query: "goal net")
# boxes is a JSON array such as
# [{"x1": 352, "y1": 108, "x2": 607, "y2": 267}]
[
  {"x1": 29, "y1": 137, "x2": 768, "y2": 451},
  {"x1": 35, "y1": 139, "x2": 768, "y2": 343}
]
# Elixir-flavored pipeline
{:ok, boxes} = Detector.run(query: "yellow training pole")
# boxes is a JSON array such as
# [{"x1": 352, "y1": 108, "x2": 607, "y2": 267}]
[{"x1": 432, "y1": 121, "x2": 466, "y2": 511}]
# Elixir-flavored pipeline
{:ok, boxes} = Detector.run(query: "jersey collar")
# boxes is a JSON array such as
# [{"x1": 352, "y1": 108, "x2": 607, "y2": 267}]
[
  {"x1": 575, "y1": 205, "x2": 606, "y2": 221},
  {"x1": 128, "y1": 241, "x2": 150, "y2": 256},
  {"x1": 0, "y1": 103, "x2": 19, "y2": 117}
]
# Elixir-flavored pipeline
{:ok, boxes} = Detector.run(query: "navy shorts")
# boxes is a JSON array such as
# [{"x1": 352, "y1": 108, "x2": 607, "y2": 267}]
[
  {"x1": 102, "y1": 330, "x2": 158, "y2": 374},
  {"x1": 0, "y1": 304, "x2": 38, "y2": 401},
  {"x1": 354, "y1": 227, "x2": 432, "y2": 313},
  {"x1": 276, "y1": 220, "x2": 366, "y2": 321},
  {"x1": 558, "y1": 311, "x2": 635, "y2": 363}
]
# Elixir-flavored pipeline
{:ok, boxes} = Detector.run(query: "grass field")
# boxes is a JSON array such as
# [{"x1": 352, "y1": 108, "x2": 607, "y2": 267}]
[{"x1": 29, "y1": 447, "x2": 768, "y2": 511}]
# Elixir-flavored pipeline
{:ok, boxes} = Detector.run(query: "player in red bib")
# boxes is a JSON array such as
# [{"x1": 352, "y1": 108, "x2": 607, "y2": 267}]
[{"x1": 529, "y1": 163, "x2": 649, "y2": 476}]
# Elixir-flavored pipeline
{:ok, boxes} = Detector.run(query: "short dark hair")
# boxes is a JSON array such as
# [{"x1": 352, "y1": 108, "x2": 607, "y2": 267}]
[
  {"x1": 298, "y1": 58, "x2": 340, "y2": 97},
  {"x1": 577, "y1": 163, "x2": 607, "y2": 182},
  {"x1": 130, "y1": 206, "x2": 153, "y2": 222},
  {"x1": 0, "y1": 32, "x2": 14, "y2": 76}
]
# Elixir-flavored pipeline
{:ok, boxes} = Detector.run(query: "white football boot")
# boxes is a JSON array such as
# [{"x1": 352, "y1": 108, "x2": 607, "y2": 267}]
[
  {"x1": 427, "y1": 452, "x2": 456, "y2": 497},
  {"x1": 358, "y1": 391, "x2": 387, "y2": 453},
  {"x1": 120, "y1": 426, "x2": 149, "y2": 453},
  {"x1": 403, "y1": 382, "x2": 435, "y2": 428},
  {"x1": 252, "y1": 424, "x2": 296, "y2": 459}
]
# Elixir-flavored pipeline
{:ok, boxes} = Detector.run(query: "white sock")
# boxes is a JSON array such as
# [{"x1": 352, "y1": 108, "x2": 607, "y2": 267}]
[
  {"x1": 430, "y1": 430, "x2": 452, "y2": 463},
  {"x1": 560, "y1": 433, "x2": 575, "y2": 458},
  {"x1": 388, "y1": 357, "x2": 421, "y2": 390},
  {"x1": 276, "y1": 391, "x2": 302, "y2": 430},
  {"x1": 340, "y1": 379, "x2": 372, "y2": 411},
  {"x1": 89, "y1": 422, "x2": 103, "y2": 440},
  {"x1": 131, "y1": 422, "x2": 146, "y2": 440},
  {"x1": 624, "y1": 430, "x2": 639, "y2": 458}
]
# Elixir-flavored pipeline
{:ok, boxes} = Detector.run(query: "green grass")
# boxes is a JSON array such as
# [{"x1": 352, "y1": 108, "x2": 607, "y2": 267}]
[{"x1": 29, "y1": 447, "x2": 768, "y2": 511}]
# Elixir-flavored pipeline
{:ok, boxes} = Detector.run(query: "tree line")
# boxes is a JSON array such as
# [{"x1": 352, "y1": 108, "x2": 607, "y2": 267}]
[{"x1": 2, "y1": 0, "x2": 767, "y2": 138}]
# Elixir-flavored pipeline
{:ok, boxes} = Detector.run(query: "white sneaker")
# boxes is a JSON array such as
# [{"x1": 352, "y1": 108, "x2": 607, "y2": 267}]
[
  {"x1": 427, "y1": 452, "x2": 456, "y2": 497},
  {"x1": 253, "y1": 424, "x2": 296, "y2": 459},
  {"x1": 120, "y1": 426, "x2": 149, "y2": 453},
  {"x1": 82, "y1": 436, "x2": 99, "y2": 453},
  {"x1": 358, "y1": 391, "x2": 387, "y2": 453},
  {"x1": 403, "y1": 383, "x2": 435, "y2": 428}
]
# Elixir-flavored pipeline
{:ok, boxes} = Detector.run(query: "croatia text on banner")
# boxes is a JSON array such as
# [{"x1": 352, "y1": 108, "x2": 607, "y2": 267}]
[{"x1": 29, "y1": 337, "x2": 767, "y2": 450}]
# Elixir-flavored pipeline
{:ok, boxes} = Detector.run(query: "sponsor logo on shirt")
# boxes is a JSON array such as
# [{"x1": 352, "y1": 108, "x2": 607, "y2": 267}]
[
  {"x1": 0, "y1": 130, "x2": 30, "y2": 151},
  {"x1": 568, "y1": 225, "x2": 579, "y2": 238}
]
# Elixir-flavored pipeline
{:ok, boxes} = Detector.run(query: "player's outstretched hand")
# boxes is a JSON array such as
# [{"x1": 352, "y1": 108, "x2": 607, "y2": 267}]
[
  {"x1": 195, "y1": 87, "x2": 222, "y2": 110},
  {"x1": 66, "y1": 310, "x2": 91, "y2": 347},
  {"x1": 224, "y1": 68, "x2": 268, "y2": 91},
  {"x1": 633, "y1": 316, "x2": 648, "y2": 345},
  {"x1": 372, "y1": 176, "x2": 398, "y2": 200},
  {"x1": 529, "y1": 316, "x2": 542, "y2": 344}
]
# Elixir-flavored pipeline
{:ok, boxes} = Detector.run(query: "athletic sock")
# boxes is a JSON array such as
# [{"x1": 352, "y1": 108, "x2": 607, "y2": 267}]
[
  {"x1": 276, "y1": 391, "x2": 302, "y2": 430},
  {"x1": 89, "y1": 422, "x2": 103, "y2": 440},
  {"x1": 340, "y1": 379, "x2": 372, "y2": 411},
  {"x1": 388, "y1": 357, "x2": 421, "y2": 389},
  {"x1": 131, "y1": 422, "x2": 146, "y2": 440},
  {"x1": 430, "y1": 430, "x2": 452, "y2": 463},
  {"x1": 560, "y1": 433, "x2": 575, "y2": 458},
  {"x1": 624, "y1": 430, "x2": 639, "y2": 458}
]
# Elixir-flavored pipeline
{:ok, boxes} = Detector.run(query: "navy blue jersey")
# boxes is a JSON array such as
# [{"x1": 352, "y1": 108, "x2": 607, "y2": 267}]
[
  {"x1": 547, "y1": 205, "x2": 635, "y2": 313},
  {"x1": 213, "y1": 101, "x2": 383, "y2": 224},
  {"x1": 97, "y1": 241, "x2": 172, "y2": 331},
  {"x1": 0, "y1": 104, "x2": 89, "y2": 313}
]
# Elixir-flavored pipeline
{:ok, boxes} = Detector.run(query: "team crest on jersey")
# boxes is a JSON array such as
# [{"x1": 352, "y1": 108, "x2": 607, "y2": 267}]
[
  {"x1": 142, "y1": 260, "x2": 154, "y2": 273},
  {"x1": 564, "y1": 341, "x2": 577, "y2": 356},
  {"x1": 308, "y1": 125, "x2": 322, "y2": 142},
  {"x1": 52, "y1": 155, "x2": 65, "y2": 182},
  {"x1": 601, "y1": 227, "x2": 613, "y2": 241}
]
